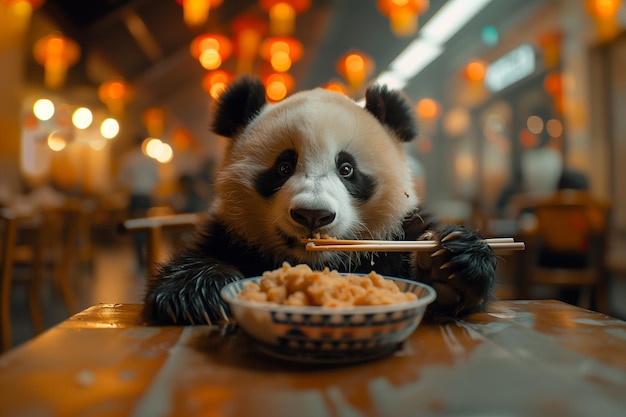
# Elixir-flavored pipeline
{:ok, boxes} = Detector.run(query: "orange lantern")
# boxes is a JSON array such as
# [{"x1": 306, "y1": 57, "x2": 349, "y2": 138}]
[
  {"x1": 33, "y1": 33, "x2": 80, "y2": 89},
  {"x1": 461, "y1": 59, "x2": 487, "y2": 101},
  {"x1": 416, "y1": 97, "x2": 440, "y2": 134},
  {"x1": 463, "y1": 59, "x2": 487, "y2": 82},
  {"x1": 0, "y1": 0, "x2": 45, "y2": 6},
  {"x1": 416, "y1": 98, "x2": 441, "y2": 120},
  {"x1": 202, "y1": 69, "x2": 233, "y2": 100},
  {"x1": 98, "y1": 80, "x2": 133, "y2": 117},
  {"x1": 231, "y1": 13, "x2": 268, "y2": 75},
  {"x1": 263, "y1": 72, "x2": 295, "y2": 102},
  {"x1": 142, "y1": 107, "x2": 166, "y2": 138},
  {"x1": 585, "y1": 0, "x2": 623, "y2": 41},
  {"x1": 190, "y1": 33, "x2": 232, "y2": 70},
  {"x1": 259, "y1": 0, "x2": 311, "y2": 36},
  {"x1": 544, "y1": 71, "x2": 564, "y2": 113},
  {"x1": 259, "y1": 37, "x2": 303, "y2": 72},
  {"x1": 172, "y1": 127, "x2": 195, "y2": 151},
  {"x1": 0, "y1": 0, "x2": 44, "y2": 48},
  {"x1": 175, "y1": 0, "x2": 223, "y2": 28},
  {"x1": 377, "y1": 0, "x2": 429, "y2": 37},
  {"x1": 536, "y1": 31, "x2": 563, "y2": 71},
  {"x1": 336, "y1": 51, "x2": 375, "y2": 92},
  {"x1": 323, "y1": 79, "x2": 349, "y2": 96}
]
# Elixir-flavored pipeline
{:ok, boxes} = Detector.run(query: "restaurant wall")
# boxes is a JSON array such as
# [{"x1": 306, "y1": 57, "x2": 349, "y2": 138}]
[
  {"x1": 434, "y1": 0, "x2": 619, "y2": 221},
  {"x1": 589, "y1": 33, "x2": 626, "y2": 234}
]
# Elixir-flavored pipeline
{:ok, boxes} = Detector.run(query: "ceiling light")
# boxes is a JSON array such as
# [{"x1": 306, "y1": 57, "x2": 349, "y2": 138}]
[
  {"x1": 378, "y1": 0, "x2": 494, "y2": 87},
  {"x1": 389, "y1": 39, "x2": 443, "y2": 80},
  {"x1": 375, "y1": 71, "x2": 408, "y2": 90},
  {"x1": 420, "y1": 0, "x2": 493, "y2": 45}
]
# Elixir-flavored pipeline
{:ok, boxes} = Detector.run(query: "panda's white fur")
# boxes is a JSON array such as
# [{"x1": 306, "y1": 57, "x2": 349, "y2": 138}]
[
  {"x1": 142, "y1": 77, "x2": 497, "y2": 325},
  {"x1": 214, "y1": 88, "x2": 418, "y2": 268}
]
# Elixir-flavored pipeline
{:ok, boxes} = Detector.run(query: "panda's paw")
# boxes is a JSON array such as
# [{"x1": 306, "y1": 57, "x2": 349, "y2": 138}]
[
  {"x1": 142, "y1": 254, "x2": 243, "y2": 325},
  {"x1": 415, "y1": 225, "x2": 497, "y2": 316}
]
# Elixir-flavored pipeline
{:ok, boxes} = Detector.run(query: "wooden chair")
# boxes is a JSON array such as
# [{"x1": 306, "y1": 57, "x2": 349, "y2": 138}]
[
  {"x1": 0, "y1": 204, "x2": 81, "y2": 352},
  {"x1": 517, "y1": 190, "x2": 611, "y2": 313}
]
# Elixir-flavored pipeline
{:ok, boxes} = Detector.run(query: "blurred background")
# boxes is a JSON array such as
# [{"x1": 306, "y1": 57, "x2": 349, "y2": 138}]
[{"x1": 1, "y1": 0, "x2": 626, "y2": 349}]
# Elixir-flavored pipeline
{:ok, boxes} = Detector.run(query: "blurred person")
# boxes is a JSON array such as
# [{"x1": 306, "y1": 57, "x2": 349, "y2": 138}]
[
  {"x1": 557, "y1": 166, "x2": 589, "y2": 190},
  {"x1": 117, "y1": 137, "x2": 161, "y2": 273},
  {"x1": 173, "y1": 173, "x2": 208, "y2": 213}
]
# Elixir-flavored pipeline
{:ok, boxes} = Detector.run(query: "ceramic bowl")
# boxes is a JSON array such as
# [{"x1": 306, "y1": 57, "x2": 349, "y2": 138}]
[{"x1": 220, "y1": 275, "x2": 436, "y2": 364}]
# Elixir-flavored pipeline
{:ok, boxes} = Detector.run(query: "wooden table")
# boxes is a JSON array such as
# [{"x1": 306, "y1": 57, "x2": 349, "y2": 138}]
[{"x1": 1, "y1": 301, "x2": 626, "y2": 417}]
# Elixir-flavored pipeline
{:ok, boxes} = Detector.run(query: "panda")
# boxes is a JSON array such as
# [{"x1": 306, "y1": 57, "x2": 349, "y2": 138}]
[{"x1": 142, "y1": 76, "x2": 497, "y2": 325}]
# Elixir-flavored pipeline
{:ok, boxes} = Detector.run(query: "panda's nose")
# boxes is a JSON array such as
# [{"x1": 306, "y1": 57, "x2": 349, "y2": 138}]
[{"x1": 290, "y1": 208, "x2": 336, "y2": 230}]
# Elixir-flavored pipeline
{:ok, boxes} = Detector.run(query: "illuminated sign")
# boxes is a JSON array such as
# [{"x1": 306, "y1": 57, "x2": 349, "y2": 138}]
[{"x1": 484, "y1": 44, "x2": 536, "y2": 92}]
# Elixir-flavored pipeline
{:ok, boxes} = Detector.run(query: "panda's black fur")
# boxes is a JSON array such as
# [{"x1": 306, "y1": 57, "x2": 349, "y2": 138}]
[{"x1": 142, "y1": 77, "x2": 497, "y2": 325}]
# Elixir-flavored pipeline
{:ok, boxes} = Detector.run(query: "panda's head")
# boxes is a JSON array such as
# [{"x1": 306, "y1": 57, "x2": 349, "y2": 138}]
[{"x1": 211, "y1": 77, "x2": 419, "y2": 268}]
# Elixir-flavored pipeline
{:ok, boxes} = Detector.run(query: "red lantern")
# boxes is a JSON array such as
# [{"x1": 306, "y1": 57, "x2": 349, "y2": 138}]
[
  {"x1": 258, "y1": 0, "x2": 311, "y2": 36},
  {"x1": 231, "y1": 13, "x2": 268, "y2": 75},
  {"x1": 0, "y1": 0, "x2": 44, "y2": 6},
  {"x1": 190, "y1": 33, "x2": 232, "y2": 70},
  {"x1": 322, "y1": 79, "x2": 349, "y2": 96},
  {"x1": 259, "y1": 37, "x2": 303, "y2": 72},
  {"x1": 263, "y1": 72, "x2": 295, "y2": 102},
  {"x1": 336, "y1": 51, "x2": 375, "y2": 92},
  {"x1": 202, "y1": 70, "x2": 233, "y2": 100},
  {"x1": 377, "y1": 0, "x2": 429, "y2": 37},
  {"x1": 33, "y1": 33, "x2": 80, "y2": 89},
  {"x1": 585, "y1": 0, "x2": 623, "y2": 40},
  {"x1": 142, "y1": 108, "x2": 166, "y2": 138},
  {"x1": 98, "y1": 80, "x2": 133, "y2": 117},
  {"x1": 544, "y1": 72, "x2": 564, "y2": 114},
  {"x1": 536, "y1": 31, "x2": 563, "y2": 71},
  {"x1": 175, "y1": 0, "x2": 223, "y2": 28}
]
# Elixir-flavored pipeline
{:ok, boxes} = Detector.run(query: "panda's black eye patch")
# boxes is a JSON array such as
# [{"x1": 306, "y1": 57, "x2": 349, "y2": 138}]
[
  {"x1": 255, "y1": 149, "x2": 297, "y2": 198},
  {"x1": 336, "y1": 151, "x2": 376, "y2": 202}
]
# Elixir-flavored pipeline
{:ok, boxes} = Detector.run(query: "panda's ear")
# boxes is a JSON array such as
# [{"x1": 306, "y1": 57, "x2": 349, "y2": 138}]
[
  {"x1": 211, "y1": 76, "x2": 267, "y2": 138},
  {"x1": 364, "y1": 84, "x2": 418, "y2": 142}
]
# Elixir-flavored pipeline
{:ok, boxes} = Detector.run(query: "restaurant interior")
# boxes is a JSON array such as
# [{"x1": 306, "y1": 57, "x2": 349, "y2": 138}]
[{"x1": 1, "y1": 0, "x2": 626, "y2": 353}]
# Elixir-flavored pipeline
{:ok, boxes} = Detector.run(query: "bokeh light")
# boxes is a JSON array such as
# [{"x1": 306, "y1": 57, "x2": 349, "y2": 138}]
[
  {"x1": 72, "y1": 107, "x2": 93, "y2": 129},
  {"x1": 47, "y1": 131, "x2": 67, "y2": 151},
  {"x1": 100, "y1": 118, "x2": 120, "y2": 139},
  {"x1": 33, "y1": 99, "x2": 55, "y2": 121},
  {"x1": 527, "y1": 115, "x2": 544, "y2": 134},
  {"x1": 546, "y1": 118, "x2": 563, "y2": 137}
]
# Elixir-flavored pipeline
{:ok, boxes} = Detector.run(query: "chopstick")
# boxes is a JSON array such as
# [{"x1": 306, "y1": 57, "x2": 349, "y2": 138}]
[{"x1": 301, "y1": 237, "x2": 524, "y2": 253}]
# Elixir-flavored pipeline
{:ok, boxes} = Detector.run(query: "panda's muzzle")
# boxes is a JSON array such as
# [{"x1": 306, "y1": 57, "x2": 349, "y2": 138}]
[{"x1": 290, "y1": 208, "x2": 336, "y2": 234}]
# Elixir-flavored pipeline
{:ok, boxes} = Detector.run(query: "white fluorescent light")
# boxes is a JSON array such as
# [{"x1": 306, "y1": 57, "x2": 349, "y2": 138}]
[
  {"x1": 375, "y1": 71, "x2": 408, "y2": 90},
  {"x1": 389, "y1": 39, "x2": 443, "y2": 80},
  {"x1": 377, "y1": 0, "x2": 494, "y2": 87},
  {"x1": 420, "y1": 0, "x2": 494, "y2": 45}
]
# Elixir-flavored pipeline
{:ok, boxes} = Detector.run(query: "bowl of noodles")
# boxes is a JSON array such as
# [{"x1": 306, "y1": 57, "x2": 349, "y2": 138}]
[{"x1": 220, "y1": 263, "x2": 437, "y2": 364}]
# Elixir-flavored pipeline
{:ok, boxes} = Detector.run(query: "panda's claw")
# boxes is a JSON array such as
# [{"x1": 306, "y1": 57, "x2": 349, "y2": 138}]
[
  {"x1": 441, "y1": 230, "x2": 463, "y2": 242},
  {"x1": 202, "y1": 310, "x2": 213, "y2": 325},
  {"x1": 184, "y1": 310, "x2": 195, "y2": 325},
  {"x1": 219, "y1": 304, "x2": 229, "y2": 322},
  {"x1": 448, "y1": 273, "x2": 459, "y2": 280},
  {"x1": 166, "y1": 305, "x2": 177, "y2": 324},
  {"x1": 431, "y1": 248, "x2": 446, "y2": 258},
  {"x1": 440, "y1": 261, "x2": 454, "y2": 270}
]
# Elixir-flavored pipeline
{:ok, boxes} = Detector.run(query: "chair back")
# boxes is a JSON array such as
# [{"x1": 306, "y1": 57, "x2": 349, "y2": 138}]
[
  {"x1": 532, "y1": 190, "x2": 609, "y2": 255},
  {"x1": 517, "y1": 190, "x2": 611, "y2": 312}
]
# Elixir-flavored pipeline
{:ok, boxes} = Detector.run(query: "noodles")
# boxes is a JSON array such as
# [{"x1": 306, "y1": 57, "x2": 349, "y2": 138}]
[{"x1": 237, "y1": 262, "x2": 417, "y2": 307}]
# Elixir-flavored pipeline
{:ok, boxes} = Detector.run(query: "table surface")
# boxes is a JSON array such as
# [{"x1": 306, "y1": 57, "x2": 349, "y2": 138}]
[{"x1": 1, "y1": 300, "x2": 626, "y2": 417}]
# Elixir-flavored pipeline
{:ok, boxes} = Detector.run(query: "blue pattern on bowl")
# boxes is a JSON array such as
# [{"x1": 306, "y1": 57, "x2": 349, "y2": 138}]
[{"x1": 221, "y1": 274, "x2": 436, "y2": 363}]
